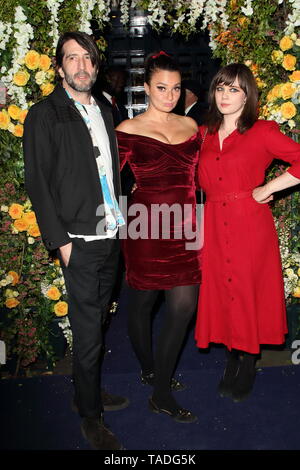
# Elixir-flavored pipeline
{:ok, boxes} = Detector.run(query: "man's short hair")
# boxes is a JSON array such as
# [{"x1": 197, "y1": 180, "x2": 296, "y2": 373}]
[{"x1": 55, "y1": 31, "x2": 101, "y2": 70}]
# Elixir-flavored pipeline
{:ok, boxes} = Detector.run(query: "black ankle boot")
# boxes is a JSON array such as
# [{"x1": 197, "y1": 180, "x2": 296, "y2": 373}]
[
  {"x1": 218, "y1": 349, "x2": 240, "y2": 398},
  {"x1": 231, "y1": 352, "x2": 257, "y2": 403}
]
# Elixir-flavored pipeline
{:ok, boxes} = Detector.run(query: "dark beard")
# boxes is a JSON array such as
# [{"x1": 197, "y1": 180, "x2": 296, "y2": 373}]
[{"x1": 63, "y1": 70, "x2": 97, "y2": 93}]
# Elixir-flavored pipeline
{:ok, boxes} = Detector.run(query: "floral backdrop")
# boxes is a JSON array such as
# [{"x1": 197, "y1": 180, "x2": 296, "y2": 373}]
[{"x1": 0, "y1": 0, "x2": 299, "y2": 376}]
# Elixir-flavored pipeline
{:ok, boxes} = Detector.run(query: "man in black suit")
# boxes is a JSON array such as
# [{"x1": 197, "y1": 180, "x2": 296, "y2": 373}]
[
  {"x1": 181, "y1": 79, "x2": 207, "y2": 126},
  {"x1": 93, "y1": 65, "x2": 128, "y2": 127},
  {"x1": 23, "y1": 32, "x2": 128, "y2": 451},
  {"x1": 93, "y1": 65, "x2": 135, "y2": 198}
]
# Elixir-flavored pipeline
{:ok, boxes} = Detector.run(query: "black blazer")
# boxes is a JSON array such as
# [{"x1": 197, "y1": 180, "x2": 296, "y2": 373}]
[
  {"x1": 23, "y1": 84, "x2": 122, "y2": 251},
  {"x1": 95, "y1": 93, "x2": 128, "y2": 127},
  {"x1": 186, "y1": 101, "x2": 208, "y2": 126}
]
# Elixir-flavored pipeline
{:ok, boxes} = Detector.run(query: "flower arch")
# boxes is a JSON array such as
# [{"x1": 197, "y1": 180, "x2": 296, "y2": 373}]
[{"x1": 0, "y1": 0, "x2": 299, "y2": 374}]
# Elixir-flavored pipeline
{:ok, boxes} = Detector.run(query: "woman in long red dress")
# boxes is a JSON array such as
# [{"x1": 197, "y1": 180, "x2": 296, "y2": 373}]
[
  {"x1": 195, "y1": 63, "x2": 300, "y2": 402},
  {"x1": 116, "y1": 52, "x2": 201, "y2": 422}
]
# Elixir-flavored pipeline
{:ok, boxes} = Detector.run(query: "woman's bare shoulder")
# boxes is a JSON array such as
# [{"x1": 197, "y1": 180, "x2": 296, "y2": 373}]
[
  {"x1": 170, "y1": 114, "x2": 198, "y2": 132},
  {"x1": 182, "y1": 115, "x2": 198, "y2": 132},
  {"x1": 116, "y1": 118, "x2": 134, "y2": 132}
]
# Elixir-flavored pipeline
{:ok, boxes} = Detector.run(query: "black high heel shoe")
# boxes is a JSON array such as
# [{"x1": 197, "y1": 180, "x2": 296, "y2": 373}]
[
  {"x1": 148, "y1": 397, "x2": 197, "y2": 423},
  {"x1": 141, "y1": 372, "x2": 187, "y2": 391}
]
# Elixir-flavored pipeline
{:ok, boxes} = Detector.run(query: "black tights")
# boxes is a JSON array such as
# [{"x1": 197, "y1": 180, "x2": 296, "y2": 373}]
[{"x1": 127, "y1": 284, "x2": 199, "y2": 412}]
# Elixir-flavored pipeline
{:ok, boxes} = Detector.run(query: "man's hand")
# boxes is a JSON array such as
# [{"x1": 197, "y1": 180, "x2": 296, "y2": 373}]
[{"x1": 59, "y1": 242, "x2": 73, "y2": 267}]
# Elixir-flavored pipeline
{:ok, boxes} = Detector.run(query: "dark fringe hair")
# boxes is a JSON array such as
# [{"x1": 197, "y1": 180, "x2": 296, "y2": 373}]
[
  {"x1": 55, "y1": 31, "x2": 101, "y2": 71},
  {"x1": 205, "y1": 63, "x2": 258, "y2": 134},
  {"x1": 144, "y1": 51, "x2": 181, "y2": 84}
]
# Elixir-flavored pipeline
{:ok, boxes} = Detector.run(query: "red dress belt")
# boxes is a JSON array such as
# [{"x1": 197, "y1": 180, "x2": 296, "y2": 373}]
[{"x1": 206, "y1": 190, "x2": 253, "y2": 202}]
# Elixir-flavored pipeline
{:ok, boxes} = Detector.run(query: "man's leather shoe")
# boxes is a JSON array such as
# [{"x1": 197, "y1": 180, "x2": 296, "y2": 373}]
[
  {"x1": 72, "y1": 389, "x2": 129, "y2": 413},
  {"x1": 101, "y1": 389, "x2": 129, "y2": 411},
  {"x1": 81, "y1": 416, "x2": 123, "y2": 450}
]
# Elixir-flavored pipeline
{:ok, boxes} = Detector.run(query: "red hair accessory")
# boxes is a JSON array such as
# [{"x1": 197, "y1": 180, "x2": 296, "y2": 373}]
[{"x1": 151, "y1": 51, "x2": 170, "y2": 59}]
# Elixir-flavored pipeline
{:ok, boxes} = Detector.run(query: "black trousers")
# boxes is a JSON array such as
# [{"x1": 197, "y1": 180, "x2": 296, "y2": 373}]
[{"x1": 59, "y1": 237, "x2": 120, "y2": 418}]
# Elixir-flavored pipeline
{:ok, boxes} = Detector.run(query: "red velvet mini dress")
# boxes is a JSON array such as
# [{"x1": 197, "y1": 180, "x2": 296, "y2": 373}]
[
  {"x1": 116, "y1": 130, "x2": 202, "y2": 290},
  {"x1": 195, "y1": 120, "x2": 300, "y2": 354}
]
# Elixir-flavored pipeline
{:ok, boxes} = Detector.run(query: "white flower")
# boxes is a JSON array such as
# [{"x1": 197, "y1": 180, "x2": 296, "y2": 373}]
[
  {"x1": 27, "y1": 237, "x2": 35, "y2": 244},
  {"x1": 46, "y1": 0, "x2": 64, "y2": 48},
  {"x1": 241, "y1": 0, "x2": 254, "y2": 16},
  {"x1": 35, "y1": 71, "x2": 46, "y2": 85},
  {"x1": 7, "y1": 123, "x2": 15, "y2": 133},
  {"x1": 1, "y1": 205, "x2": 8, "y2": 212},
  {"x1": 120, "y1": 0, "x2": 130, "y2": 25},
  {"x1": 58, "y1": 316, "x2": 73, "y2": 350}
]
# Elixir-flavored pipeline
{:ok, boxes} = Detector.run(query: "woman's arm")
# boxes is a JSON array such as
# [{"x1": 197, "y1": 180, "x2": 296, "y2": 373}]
[{"x1": 253, "y1": 171, "x2": 300, "y2": 203}]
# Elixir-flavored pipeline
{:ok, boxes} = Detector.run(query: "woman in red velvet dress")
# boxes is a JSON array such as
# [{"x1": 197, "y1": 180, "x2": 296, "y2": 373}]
[
  {"x1": 116, "y1": 52, "x2": 201, "y2": 423},
  {"x1": 195, "y1": 63, "x2": 300, "y2": 402}
]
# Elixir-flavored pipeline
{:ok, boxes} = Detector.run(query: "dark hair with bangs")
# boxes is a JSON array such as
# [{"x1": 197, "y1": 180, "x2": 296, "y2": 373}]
[
  {"x1": 205, "y1": 63, "x2": 258, "y2": 134},
  {"x1": 55, "y1": 31, "x2": 100, "y2": 71},
  {"x1": 144, "y1": 51, "x2": 181, "y2": 85}
]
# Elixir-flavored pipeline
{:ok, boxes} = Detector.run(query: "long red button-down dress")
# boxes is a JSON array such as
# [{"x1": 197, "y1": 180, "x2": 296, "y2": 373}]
[{"x1": 195, "y1": 120, "x2": 300, "y2": 354}]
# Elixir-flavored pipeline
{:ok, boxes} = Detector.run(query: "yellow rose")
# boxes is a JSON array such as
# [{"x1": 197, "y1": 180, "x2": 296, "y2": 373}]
[
  {"x1": 13, "y1": 218, "x2": 29, "y2": 232},
  {"x1": 280, "y1": 101, "x2": 297, "y2": 120},
  {"x1": 40, "y1": 82, "x2": 54, "y2": 96},
  {"x1": 282, "y1": 54, "x2": 297, "y2": 71},
  {"x1": 281, "y1": 82, "x2": 296, "y2": 100},
  {"x1": 7, "y1": 271, "x2": 19, "y2": 286},
  {"x1": 293, "y1": 286, "x2": 300, "y2": 298},
  {"x1": 39, "y1": 54, "x2": 52, "y2": 71},
  {"x1": 0, "y1": 109, "x2": 11, "y2": 130},
  {"x1": 27, "y1": 223, "x2": 41, "y2": 237},
  {"x1": 279, "y1": 36, "x2": 294, "y2": 51},
  {"x1": 54, "y1": 301, "x2": 68, "y2": 317},
  {"x1": 18, "y1": 109, "x2": 28, "y2": 124},
  {"x1": 9, "y1": 203, "x2": 24, "y2": 219},
  {"x1": 13, "y1": 124, "x2": 24, "y2": 137},
  {"x1": 267, "y1": 84, "x2": 282, "y2": 102},
  {"x1": 46, "y1": 68, "x2": 55, "y2": 81},
  {"x1": 256, "y1": 77, "x2": 266, "y2": 89},
  {"x1": 271, "y1": 50, "x2": 284, "y2": 63},
  {"x1": 24, "y1": 50, "x2": 40, "y2": 70},
  {"x1": 289, "y1": 70, "x2": 300, "y2": 82},
  {"x1": 7, "y1": 104, "x2": 21, "y2": 120},
  {"x1": 237, "y1": 16, "x2": 248, "y2": 27},
  {"x1": 53, "y1": 258, "x2": 61, "y2": 266},
  {"x1": 46, "y1": 286, "x2": 61, "y2": 301},
  {"x1": 5, "y1": 298, "x2": 20, "y2": 309},
  {"x1": 22, "y1": 211, "x2": 36, "y2": 225},
  {"x1": 13, "y1": 70, "x2": 30, "y2": 86}
]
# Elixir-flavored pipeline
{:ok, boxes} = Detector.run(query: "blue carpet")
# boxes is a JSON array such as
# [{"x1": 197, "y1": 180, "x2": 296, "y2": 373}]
[{"x1": 1, "y1": 282, "x2": 300, "y2": 450}]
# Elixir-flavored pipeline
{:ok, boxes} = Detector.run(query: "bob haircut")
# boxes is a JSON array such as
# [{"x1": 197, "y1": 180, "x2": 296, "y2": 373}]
[
  {"x1": 55, "y1": 31, "x2": 101, "y2": 71},
  {"x1": 144, "y1": 51, "x2": 181, "y2": 85},
  {"x1": 205, "y1": 63, "x2": 258, "y2": 134}
]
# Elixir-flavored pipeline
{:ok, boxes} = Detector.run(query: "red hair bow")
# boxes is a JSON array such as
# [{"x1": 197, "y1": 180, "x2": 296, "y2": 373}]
[{"x1": 151, "y1": 51, "x2": 170, "y2": 59}]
